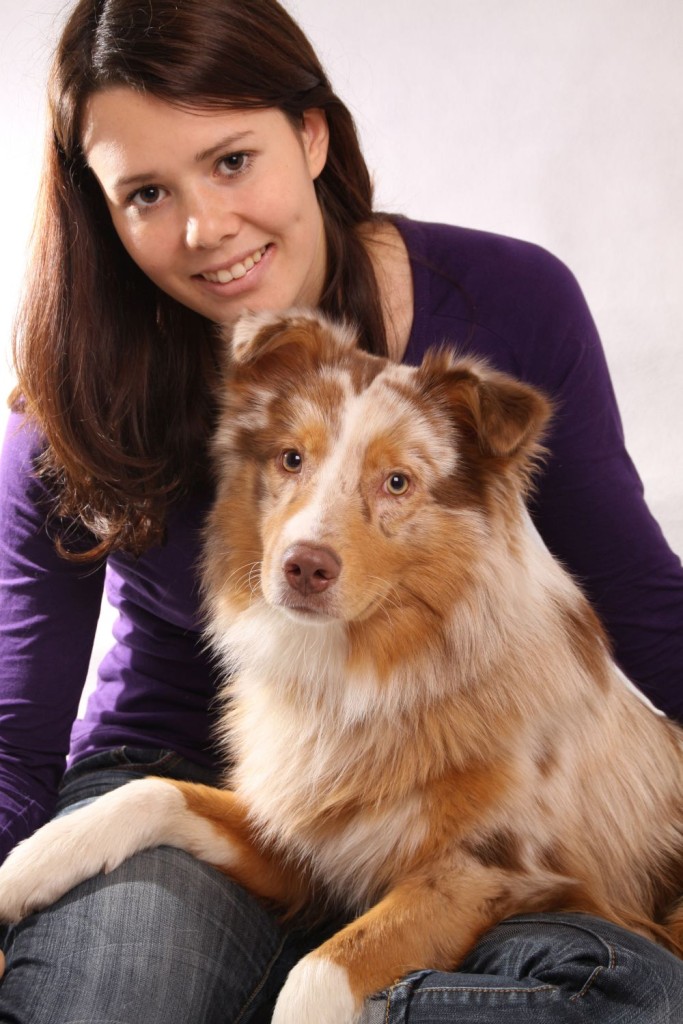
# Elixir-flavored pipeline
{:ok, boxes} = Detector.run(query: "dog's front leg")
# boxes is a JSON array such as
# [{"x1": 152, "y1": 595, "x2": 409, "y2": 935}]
[
  {"x1": 0, "y1": 778, "x2": 297, "y2": 923},
  {"x1": 272, "y1": 862, "x2": 506, "y2": 1024}
]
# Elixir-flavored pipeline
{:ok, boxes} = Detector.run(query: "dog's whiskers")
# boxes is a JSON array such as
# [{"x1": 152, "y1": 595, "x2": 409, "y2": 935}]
[
  {"x1": 222, "y1": 560, "x2": 263, "y2": 598},
  {"x1": 246, "y1": 561, "x2": 263, "y2": 596},
  {"x1": 363, "y1": 576, "x2": 405, "y2": 618}
]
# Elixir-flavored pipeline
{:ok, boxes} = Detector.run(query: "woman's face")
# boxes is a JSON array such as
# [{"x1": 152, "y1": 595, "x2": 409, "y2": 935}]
[{"x1": 81, "y1": 88, "x2": 330, "y2": 324}]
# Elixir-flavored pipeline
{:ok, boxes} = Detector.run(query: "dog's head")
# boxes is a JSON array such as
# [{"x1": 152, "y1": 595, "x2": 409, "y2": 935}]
[{"x1": 205, "y1": 310, "x2": 551, "y2": 641}]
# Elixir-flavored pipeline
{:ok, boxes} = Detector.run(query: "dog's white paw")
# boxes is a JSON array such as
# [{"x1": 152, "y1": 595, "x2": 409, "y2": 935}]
[
  {"x1": 272, "y1": 955, "x2": 359, "y2": 1024},
  {"x1": 0, "y1": 778, "x2": 184, "y2": 923},
  {"x1": 0, "y1": 810, "x2": 108, "y2": 922}
]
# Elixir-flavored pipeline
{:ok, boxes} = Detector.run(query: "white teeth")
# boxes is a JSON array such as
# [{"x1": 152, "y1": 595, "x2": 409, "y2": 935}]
[{"x1": 201, "y1": 246, "x2": 267, "y2": 284}]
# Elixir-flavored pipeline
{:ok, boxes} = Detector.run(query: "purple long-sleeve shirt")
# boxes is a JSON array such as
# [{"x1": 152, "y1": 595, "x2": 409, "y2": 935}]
[{"x1": 1, "y1": 218, "x2": 682, "y2": 863}]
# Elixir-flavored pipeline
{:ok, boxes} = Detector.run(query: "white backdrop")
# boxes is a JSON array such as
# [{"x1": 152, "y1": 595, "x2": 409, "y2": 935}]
[{"x1": 1, "y1": 2, "x2": 681, "y2": 576}]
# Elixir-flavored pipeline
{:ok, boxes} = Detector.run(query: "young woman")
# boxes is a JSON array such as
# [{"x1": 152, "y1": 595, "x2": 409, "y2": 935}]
[{"x1": 1, "y1": 0, "x2": 682, "y2": 1020}]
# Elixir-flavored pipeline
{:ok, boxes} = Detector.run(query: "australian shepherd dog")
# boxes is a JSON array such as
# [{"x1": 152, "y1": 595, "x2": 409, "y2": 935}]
[{"x1": 1, "y1": 311, "x2": 683, "y2": 1022}]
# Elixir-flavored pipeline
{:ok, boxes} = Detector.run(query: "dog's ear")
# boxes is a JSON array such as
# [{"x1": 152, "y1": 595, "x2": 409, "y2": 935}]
[
  {"x1": 221, "y1": 310, "x2": 357, "y2": 374},
  {"x1": 225, "y1": 311, "x2": 300, "y2": 365},
  {"x1": 455, "y1": 371, "x2": 551, "y2": 460},
  {"x1": 418, "y1": 349, "x2": 552, "y2": 460}
]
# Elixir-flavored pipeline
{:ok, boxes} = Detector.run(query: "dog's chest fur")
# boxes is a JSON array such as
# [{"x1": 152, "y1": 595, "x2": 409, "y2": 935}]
[{"x1": 223, "y1": 652, "x2": 431, "y2": 907}]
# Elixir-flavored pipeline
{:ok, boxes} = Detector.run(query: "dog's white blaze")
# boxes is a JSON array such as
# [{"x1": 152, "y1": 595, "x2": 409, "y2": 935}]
[
  {"x1": 275, "y1": 385, "x2": 364, "y2": 549},
  {"x1": 0, "y1": 778, "x2": 239, "y2": 923},
  {"x1": 272, "y1": 956, "x2": 358, "y2": 1024}
]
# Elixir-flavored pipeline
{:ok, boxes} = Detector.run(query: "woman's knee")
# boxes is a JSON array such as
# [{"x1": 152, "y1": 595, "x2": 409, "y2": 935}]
[
  {"x1": 0, "y1": 845, "x2": 288, "y2": 1024},
  {"x1": 360, "y1": 913, "x2": 683, "y2": 1023}
]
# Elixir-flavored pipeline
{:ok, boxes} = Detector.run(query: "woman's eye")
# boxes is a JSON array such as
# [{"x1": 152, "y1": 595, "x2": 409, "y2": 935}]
[
  {"x1": 385, "y1": 473, "x2": 410, "y2": 496},
  {"x1": 281, "y1": 450, "x2": 303, "y2": 473},
  {"x1": 129, "y1": 185, "x2": 167, "y2": 209},
  {"x1": 217, "y1": 152, "x2": 251, "y2": 177}
]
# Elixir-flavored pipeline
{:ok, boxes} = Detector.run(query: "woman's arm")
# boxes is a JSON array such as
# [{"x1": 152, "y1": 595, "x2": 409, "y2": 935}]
[
  {"x1": 518, "y1": 254, "x2": 683, "y2": 718},
  {"x1": 0, "y1": 413, "x2": 105, "y2": 862}
]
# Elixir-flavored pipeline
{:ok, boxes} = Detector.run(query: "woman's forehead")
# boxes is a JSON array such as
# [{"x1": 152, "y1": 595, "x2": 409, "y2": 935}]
[
  {"x1": 81, "y1": 89, "x2": 285, "y2": 155},
  {"x1": 80, "y1": 90, "x2": 293, "y2": 186}
]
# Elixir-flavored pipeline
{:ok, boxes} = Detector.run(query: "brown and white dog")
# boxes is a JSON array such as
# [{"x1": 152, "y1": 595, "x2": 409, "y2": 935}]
[{"x1": 1, "y1": 310, "x2": 683, "y2": 1023}]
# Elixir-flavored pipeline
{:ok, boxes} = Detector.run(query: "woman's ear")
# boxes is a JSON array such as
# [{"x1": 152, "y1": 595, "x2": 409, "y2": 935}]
[{"x1": 301, "y1": 108, "x2": 329, "y2": 179}]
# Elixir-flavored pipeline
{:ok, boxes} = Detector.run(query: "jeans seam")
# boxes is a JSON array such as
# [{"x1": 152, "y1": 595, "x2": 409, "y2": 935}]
[
  {"x1": 393, "y1": 983, "x2": 557, "y2": 995},
  {"x1": 384, "y1": 985, "x2": 393, "y2": 1024},
  {"x1": 568, "y1": 965, "x2": 605, "y2": 1002},
  {"x1": 568, "y1": 939, "x2": 618, "y2": 1003},
  {"x1": 232, "y1": 930, "x2": 291, "y2": 1024}
]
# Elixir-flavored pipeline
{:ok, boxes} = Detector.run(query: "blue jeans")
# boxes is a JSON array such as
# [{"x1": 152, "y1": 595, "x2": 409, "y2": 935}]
[{"x1": 1, "y1": 748, "x2": 682, "y2": 1023}]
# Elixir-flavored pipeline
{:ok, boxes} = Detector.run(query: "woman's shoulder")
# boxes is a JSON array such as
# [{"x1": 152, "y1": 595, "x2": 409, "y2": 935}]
[
  {"x1": 397, "y1": 216, "x2": 585, "y2": 306},
  {"x1": 395, "y1": 217, "x2": 599, "y2": 378}
]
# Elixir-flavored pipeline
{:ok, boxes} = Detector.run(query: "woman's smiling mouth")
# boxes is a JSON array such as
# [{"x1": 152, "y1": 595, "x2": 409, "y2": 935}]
[{"x1": 198, "y1": 245, "x2": 269, "y2": 284}]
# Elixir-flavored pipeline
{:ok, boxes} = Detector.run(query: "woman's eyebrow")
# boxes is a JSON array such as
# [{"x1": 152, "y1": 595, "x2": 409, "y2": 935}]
[{"x1": 113, "y1": 131, "x2": 255, "y2": 191}]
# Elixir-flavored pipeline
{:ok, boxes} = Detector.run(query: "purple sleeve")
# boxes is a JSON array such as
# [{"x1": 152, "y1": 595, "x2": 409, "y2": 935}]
[
  {"x1": 519, "y1": 256, "x2": 683, "y2": 717},
  {"x1": 0, "y1": 413, "x2": 105, "y2": 862}
]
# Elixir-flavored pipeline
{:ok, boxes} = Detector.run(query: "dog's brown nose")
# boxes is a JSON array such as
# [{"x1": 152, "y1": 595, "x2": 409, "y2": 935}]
[{"x1": 283, "y1": 544, "x2": 341, "y2": 595}]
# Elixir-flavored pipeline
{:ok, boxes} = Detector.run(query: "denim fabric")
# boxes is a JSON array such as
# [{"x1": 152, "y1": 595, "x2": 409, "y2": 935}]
[
  {"x1": 2, "y1": 748, "x2": 683, "y2": 1023},
  {"x1": 359, "y1": 914, "x2": 683, "y2": 1023}
]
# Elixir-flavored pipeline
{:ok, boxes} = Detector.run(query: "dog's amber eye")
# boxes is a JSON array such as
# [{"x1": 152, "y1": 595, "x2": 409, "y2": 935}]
[
  {"x1": 385, "y1": 473, "x2": 409, "y2": 495},
  {"x1": 281, "y1": 449, "x2": 303, "y2": 473}
]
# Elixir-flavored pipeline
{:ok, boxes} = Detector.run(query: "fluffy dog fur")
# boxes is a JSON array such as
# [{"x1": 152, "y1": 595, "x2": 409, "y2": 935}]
[{"x1": 1, "y1": 310, "x2": 683, "y2": 1023}]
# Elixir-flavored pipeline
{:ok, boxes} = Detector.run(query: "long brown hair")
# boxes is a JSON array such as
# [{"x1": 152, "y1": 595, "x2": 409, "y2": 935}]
[{"x1": 12, "y1": 0, "x2": 386, "y2": 559}]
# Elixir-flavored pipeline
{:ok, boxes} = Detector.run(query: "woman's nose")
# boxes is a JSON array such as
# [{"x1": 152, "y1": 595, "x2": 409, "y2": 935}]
[{"x1": 183, "y1": 193, "x2": 239, "y2": 250}]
